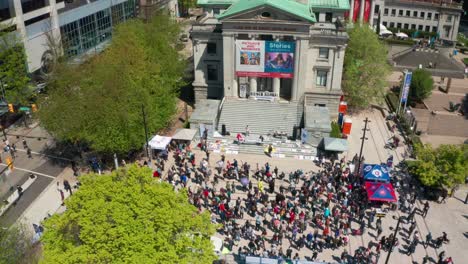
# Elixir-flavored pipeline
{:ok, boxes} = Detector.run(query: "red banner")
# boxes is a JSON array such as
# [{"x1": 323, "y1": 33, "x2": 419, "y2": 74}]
[
  {"x1": 352, "y1": 0, "x2": 360, "y2": 22},
  {"x1": 236, "y1": 72, "x2": 293, "y2": 78},
  {"x1": 364, "y1": 0, "x2": 371, "y2": 22}
]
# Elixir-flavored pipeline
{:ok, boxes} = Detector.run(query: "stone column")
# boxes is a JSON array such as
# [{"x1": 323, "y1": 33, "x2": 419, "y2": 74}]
[
  {"x1": 12, "y1": 0, "x2": 26, "y2": 39},
  {"x1": 249, "y1": 77, "x2": 257, "y2": 95},
  {"x1": 349, "y1": 0, "x2": 355, "y2": 23},
  {"x1": 223, "y1": 33, "x2": 236, "y2": 98},
  {"x1": 273, "y1": 78, "x2": 280, "y2": 96},
  {"x1": 273, "y1": 35, "x2": 281, "y2": 97},
  {"x1": 359, "y1": 0, "x2": 365, "y2": 24},
  {"x1": 291, "y1": 39, "x2": 300, "y2": 101},
  {"x1": 369, "y1": 0, "x2": 376, "y2": 27}
]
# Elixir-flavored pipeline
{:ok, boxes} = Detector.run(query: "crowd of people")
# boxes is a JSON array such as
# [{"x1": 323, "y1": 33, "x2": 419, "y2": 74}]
[{"x1": 149, "y1": 140, "x2": 453, "y2": 264}]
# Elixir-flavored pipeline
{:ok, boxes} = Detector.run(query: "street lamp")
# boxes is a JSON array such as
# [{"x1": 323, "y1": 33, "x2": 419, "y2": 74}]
[{"x1": 385, "y1": 215, "x2": 405, "y2": 264}]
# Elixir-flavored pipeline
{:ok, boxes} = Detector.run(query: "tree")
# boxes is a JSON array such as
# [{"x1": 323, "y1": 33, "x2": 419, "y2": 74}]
[
  {"x1": 343, "y1": 24, "x2": 391, "y2": 110},
  {"x1": 37, "y1": 14, "x2": 186, "y2": 154},
  {"x1": 410, "y1": 144, "x2": 467, "y2": 188},
  {"x1": 409, "y1": 69, "x2": 433, "y2": 101},
  {"x1": 0, "y1": 24, "x2": 31, "y2": 104},
  {"x1": 0, "y1": 222, "x2": 39, "y2": 264},
  {"x1": 41, "y1": 165, "x2": 217, "y2": 264}
]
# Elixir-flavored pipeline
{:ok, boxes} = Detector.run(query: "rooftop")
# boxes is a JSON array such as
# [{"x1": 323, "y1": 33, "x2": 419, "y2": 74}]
[{"x1": 216, "y1": 0, "x2": 317, "y2": 23}]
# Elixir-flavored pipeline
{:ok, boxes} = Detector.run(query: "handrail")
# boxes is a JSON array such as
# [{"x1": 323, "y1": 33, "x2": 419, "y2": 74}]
[{"x1": 215, "y1": 97, "x2": 225, "y2": 130}]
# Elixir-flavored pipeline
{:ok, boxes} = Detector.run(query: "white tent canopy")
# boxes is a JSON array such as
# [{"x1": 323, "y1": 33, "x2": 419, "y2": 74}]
[
  {"x1": 395, "y1": 32, "x2": 409, "y2": 39},
  {"x1": 148, "y1": 135, "x2": 172, "y2": 150},
  {"x1": 172, "y1": 129, "x2": 197, "y2": 141},
  {"x1": 379, "y1": 29, "x2": 393, "y2": 36}
]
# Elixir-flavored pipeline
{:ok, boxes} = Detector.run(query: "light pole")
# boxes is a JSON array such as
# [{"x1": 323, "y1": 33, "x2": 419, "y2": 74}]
[
  {"x1": 356, "y1": 117, "x2": 370, "y2": 175},
  {"x1": 385, "y1": 215, "x2": 405, "y2": 264},
  {"x1": 141, "y1": 104, "x2": 151, "y2": 165}
]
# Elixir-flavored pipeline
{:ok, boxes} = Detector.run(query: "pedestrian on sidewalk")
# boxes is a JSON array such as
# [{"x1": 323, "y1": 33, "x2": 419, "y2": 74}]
[
  {"x1": 63, "y1": 180, "x2": 72, "y2": 195},
  {"x1": 424, "y1": 232, "x2": 432, "y2": 248},
  {"x1": 16, "y1": 185, "x2": 23, "y2": 198},
  {"x1": 422, "y1": 201, "x2": 430, "y2": 218},
  {"x1": 27, "y1": 147, "x2": 32, "y2": 158},
  {"x1": 22, "y1": 139, "x2": 28, "y2": 149},
  {"x1": 57, "y1": 182, "x2": 65, "y2": 205}
]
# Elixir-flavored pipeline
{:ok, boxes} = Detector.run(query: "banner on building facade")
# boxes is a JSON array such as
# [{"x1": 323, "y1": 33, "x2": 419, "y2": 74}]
[
  {"x1": 235, "y1": 40, "x2": 295, "y2": 78},
  {"x1": 400, "y1": 71, "x2": 412, "y2": 103}
]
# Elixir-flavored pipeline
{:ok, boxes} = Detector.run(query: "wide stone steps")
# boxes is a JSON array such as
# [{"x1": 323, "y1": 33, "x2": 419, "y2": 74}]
[
  {"x1": 206, "y1": 136, "x2": 317, "y2": 159},
  {"x1": 217, "y1": 99, "x2": 302, "y2": 136}
]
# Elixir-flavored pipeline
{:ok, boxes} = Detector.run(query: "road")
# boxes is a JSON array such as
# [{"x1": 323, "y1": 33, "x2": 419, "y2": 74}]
[{"x1": 0, "y1": 124, "x2": 69, "y2": 226}]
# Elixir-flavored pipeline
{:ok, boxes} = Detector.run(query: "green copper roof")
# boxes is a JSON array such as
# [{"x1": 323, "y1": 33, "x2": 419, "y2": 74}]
[
  {"x1": 216, "y1": 0, "x2": 316, "y2": 23},
  {"x1": 308, "y1": 0, "x2": 350, "y2": 10}
]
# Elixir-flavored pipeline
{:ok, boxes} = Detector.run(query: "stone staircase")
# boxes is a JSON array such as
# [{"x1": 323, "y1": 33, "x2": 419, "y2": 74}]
[
  {"x1": 217, "y1": 99, "x2": 302, "y2": 136},
  {"x1": 206, "y1": 135, "x2": 317, "y2": 159}
]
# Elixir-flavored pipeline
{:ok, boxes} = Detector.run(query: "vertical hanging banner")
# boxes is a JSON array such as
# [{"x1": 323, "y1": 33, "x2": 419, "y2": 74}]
[
  {"x1": 364, "y1": 0, "x2": 371, "y2": 22},
  {"x1": 353, "y1": 0, "x2": 360, "y2": 22},
  {"x1": 400, "y1": 71, "x2": 412, "y2": 103},
  {"x1": 235, "y1": 40, "x2": 295, "y2": 78}
]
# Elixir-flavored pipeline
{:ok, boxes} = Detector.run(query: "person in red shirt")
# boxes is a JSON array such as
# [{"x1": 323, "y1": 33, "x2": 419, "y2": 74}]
[{"x1": 153, "y1": 170, "x2": 159, "y2": 178}]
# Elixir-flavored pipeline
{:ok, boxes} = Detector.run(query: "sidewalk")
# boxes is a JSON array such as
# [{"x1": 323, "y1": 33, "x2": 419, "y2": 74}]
[{"x1": 18, "y1": 167, "x2": 77, "y2": 235}]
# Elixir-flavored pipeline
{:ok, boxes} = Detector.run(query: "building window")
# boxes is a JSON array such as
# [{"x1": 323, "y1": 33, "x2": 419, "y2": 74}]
[
  {"x1": 318, "y1": 47, "x2": 329, "y2": 59},
  {"x1": 413, "y1": 11, "x2": 418, "y2": 17},
  {"x1": 21, "y1": 0, "x2": 46, "y2": 14},
  {"x1": 384, "y1": 8, "x2": 388, "y2": 16},
  {"x1": 389, "y1": 22, "x2": 395, "y2": 28},
  {"x1": 418, "y1": 25, "x2": 423, "y2": 31},
  {"x1": 382, "y1": 21, "x2": 388, "y2": 27},
  {"x1": 432, "y1": 26, "x2": 438, "y2": 33},
  {"x1": 420, "y1": 12, "x2": 425, "y2": 19},
  {"x1": 446, "y1": 15, "x2": 452, "y2": 22},
  {"x1": 61, "y1": 21, "x2": 81, "y2": 57},
  {"x1": 397, "y1": 23, "x2": 402, "y2": 28},
  {"x1": 374, "y1": 5, "x2": 379, "y2": 14},
  {"x1": 443, "y1": 26, "x2": 451, "y2": 37},
  {"x1": 316, "y1": 70, "x2": 328, "y2": 87},
  {"x1": 213, "y1": 8, "x2": 220, "y2": 15},
  {"x1": 79, "y1": 14, "x2": 97, "y2": 51},
  {"x1": 406, "y1": 10, "x2": 411, "y2": 17},
  {"x1": 314, "y1": 12, "x2": 320, "y2": 22},
  {"x1": 207, "y1": 43, "x2": 217, "y2": 54},
  {"x1": 325, "y1": 12, "x2": 333, "y2": 22},
  {"x1": 425, "y1": 26, "x2": 430, "y2": 32},
  {"x1": 398, "y1": 10, "x2": 403, "y2": 16},
  {"x1": 391, "y1": 9, "x2": 396, "y2": 16},
  {"x1": 404, "y1": 23, "x2": 409, "y2": 29},
  {"x1": 207, "y1": 64, "x2": 218, "y2": 81},
  {"x1": 96, "y1": 9, "x2": 112, "y2": 43},
  {"x1": 434, "y1": 13, "x2": 439, "y2": 21},
  {"x1": 411, "y1": 24, "x2": 416, "y2": 30},
  {"x1": 427, "y1": 13, "x2": 432, "y2": 20}
]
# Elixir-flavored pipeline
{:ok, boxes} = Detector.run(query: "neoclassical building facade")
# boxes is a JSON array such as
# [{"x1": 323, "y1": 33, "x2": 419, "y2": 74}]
[{"x1": 191, "y1": 0, "x2": 350, "y2": 117}]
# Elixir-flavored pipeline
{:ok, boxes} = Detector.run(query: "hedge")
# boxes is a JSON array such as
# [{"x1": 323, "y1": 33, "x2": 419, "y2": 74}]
[
  {"x1": 387, "y1": 27, "x2": 438, "y2": 39},
  {"x1": 330, "y1": 121, "x2": 342, "y2": 138},
  {"x1": 464, "y1": 58, "x2": 468, "y2": 66},
  {"x1": 384, "y1": 38, "x2": 416, "y2": 46},
  {"x1": 386, "y1": 92, "x2": 400, "y2": 112}
]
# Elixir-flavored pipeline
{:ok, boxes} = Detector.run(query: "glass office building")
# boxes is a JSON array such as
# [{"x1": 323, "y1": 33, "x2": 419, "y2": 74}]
[{"x1": 60, "y1": 0, "x2": 136, "y2": 57}]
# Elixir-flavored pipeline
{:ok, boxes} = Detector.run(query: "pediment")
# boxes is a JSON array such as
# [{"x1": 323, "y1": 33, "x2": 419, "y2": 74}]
[{"x1": 219, "y1": 5, "x2": 314, "y2": 24}]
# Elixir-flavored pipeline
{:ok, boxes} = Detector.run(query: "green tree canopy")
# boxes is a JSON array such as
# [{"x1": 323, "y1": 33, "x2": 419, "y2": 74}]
[
  {"x1": 343, "y1": 24, "x2": 391, "y2": 110},
  {"x1": 409, "y1": 69, "x2": 433, "y2": 101},
  {"x1": 37, "y1": 14, "x2": 185, "y2": 154},
  {"x1": 0, "y1": 222, "x2": 39, "y2": 264},
  {"x1": 409, "y1": 144, "x2": 467, "y2": 188},
  {"x1": 41, "y1": 165, "x2": 217, "y2": 264},
  {"x1": 0, "y1": 25, "x2": 31, "y2": 104}
]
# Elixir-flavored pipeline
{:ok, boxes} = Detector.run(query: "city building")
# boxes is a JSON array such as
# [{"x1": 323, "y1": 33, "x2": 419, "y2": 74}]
[
  {"x1": 347, "y1": 0, "x2": 464, "y2": 42},
  {"x1": 190, "y1": 0, "x2": 350, "y2": 141},
  {"x1": 0, "y1": 0, "x2": 177, "y2": 75}
]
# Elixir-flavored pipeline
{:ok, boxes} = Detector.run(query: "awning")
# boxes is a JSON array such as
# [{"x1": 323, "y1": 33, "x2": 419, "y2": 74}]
[
  {"x1": 362, "y1": 164, "x2": 390, "y2": 182},
  {"x1": 323, "y1": 137, "x2": 348, "y2": 152},
  {"x1": 148, "y1": 135, "x2": 172, "y2": 150},
  {"x1": 172, "y1": 129, "x2": 197, "y2": 141},
  {"x1": 365, "y1": 182, "x2": 397, "y2": 202}
]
